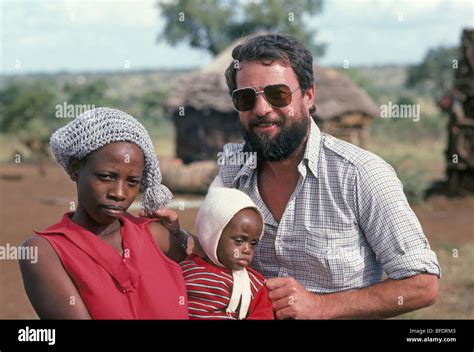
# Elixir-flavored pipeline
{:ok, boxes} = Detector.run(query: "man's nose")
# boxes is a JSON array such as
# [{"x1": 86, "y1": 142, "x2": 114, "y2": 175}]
[{"x1": 252, "y1": 92, "x2": 272, "y2": 116}]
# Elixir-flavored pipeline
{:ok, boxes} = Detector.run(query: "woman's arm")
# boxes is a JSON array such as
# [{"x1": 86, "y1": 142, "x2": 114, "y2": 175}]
[
  {"x1": 147, "y1": 221, "x2": 187, "y2": 263},
  {"x1": 141, "y1": 208, "x2": 205, "y2": 258},
  {"x1": 18, "y1": 236, "x2": 92, "y2": 319}
]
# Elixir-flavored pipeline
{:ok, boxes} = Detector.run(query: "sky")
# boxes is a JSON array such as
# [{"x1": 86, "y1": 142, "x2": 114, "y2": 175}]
[{"x1": 0, "y1": 0, "x2": 473, "y2": 74}]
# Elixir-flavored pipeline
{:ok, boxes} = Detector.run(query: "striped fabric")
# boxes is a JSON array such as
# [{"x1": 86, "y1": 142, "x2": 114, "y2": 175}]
[{"x1": 180, "y1": 256, "x2": 274, "y2": 320}]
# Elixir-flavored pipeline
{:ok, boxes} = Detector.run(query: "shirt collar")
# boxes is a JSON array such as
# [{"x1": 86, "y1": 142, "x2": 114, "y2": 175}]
[
  {"x1": 302, "y1": 118, "x2": 321, "y2": 178},
  {"x1": 231, "y1": 148, "x2": 257, "y2": 190},
  {"x1": 34, "y1": 212, "x2": 141, "y2": 291}
]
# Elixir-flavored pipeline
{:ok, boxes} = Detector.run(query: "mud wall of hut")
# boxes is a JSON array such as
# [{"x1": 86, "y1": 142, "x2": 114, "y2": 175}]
[{"x1": 173, "y1": 107, "x2": 242, "y2": 163}]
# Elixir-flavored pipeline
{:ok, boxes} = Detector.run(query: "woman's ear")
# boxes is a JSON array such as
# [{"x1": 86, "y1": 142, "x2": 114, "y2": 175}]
[{"x1": 69, "y1": 158, "x2": 81, "y2": 182}]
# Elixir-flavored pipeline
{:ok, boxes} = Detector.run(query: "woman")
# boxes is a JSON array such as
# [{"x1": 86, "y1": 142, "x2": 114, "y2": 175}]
[{"x1": 19, "y1": 107, "x2": 188, "y2": 319}]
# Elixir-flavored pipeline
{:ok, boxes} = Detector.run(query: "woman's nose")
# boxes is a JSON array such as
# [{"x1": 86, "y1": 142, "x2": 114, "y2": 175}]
[{"x1": 108, "y1": 180, "x2": 126, "y2": 201}]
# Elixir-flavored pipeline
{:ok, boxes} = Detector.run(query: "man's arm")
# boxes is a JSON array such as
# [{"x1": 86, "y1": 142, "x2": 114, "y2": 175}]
[
  {"x1": 266, "y1": 273, "x2": 438, "y2": 319},
  {"x1": 19, "y1": 236, "x2": 92, "y2": 319}
]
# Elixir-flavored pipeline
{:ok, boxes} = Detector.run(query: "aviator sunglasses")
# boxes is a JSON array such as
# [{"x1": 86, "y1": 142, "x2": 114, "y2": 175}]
[{"x1": 231, "y1": 84, "x2": 301, "y2": 112}]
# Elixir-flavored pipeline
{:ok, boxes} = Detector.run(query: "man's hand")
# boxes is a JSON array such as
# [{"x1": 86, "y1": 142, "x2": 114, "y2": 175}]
[
  {"x1": 266, "y1": 277, "x2": 323, "y2": 320},
  {"x1": 139, "y1": 208, "x2": 180, "y2": 237}
]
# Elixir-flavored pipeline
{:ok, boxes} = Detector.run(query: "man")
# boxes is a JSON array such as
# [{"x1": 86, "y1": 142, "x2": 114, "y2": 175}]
[{"x1": 152, "y1": 33, "x2": 441, "y2": 319}]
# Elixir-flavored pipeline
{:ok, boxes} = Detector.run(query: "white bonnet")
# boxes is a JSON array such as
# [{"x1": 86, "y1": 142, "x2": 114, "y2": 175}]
[{"x1": 196, "y1": 187, "x2": 264, "y2": 267}]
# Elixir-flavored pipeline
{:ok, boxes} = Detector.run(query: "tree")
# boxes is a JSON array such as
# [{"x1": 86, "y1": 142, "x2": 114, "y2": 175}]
[
  {"x1": 405, "y1": 46, "x2": 459, "y2": 100},
  {"x1": 63, "y1": 79, "x2": 112, "y2": 107},
  {"x1": 0, "y1": 82, "x2": 56, "y2": 134},
  {"x1": 157, "y1": 0, "x2": 325, "y2": 56}
]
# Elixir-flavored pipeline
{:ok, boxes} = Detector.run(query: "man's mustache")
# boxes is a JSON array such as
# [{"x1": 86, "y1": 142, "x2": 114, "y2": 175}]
[{"x1": 249, "y1": 116, "x2": 285, "y2": 127}]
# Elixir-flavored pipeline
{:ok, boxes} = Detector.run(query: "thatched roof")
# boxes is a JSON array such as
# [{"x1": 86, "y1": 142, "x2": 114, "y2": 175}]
[
  {"x1": 164, "y1": 39, "x2": 238, "y2": 113},
  {"x1": 165, "y1": 41, "x2": 379, "y2": 120},
  {"x1": 313, "y1": 65, "x2": 379, "y2": 120}
]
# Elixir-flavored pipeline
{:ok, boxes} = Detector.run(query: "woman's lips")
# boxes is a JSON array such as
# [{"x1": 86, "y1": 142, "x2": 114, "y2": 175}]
[{"x1": 100, "y1": 205, "x2": 124, "y2": 217}]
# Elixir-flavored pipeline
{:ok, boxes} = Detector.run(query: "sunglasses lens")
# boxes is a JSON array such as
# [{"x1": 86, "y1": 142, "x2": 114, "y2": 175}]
[
  {"x1": 233, "y1": 88, "x2": 256, "y2": 111},
  {"x1": 264, "y1": 84, "x2": 292, "y2": 107}
]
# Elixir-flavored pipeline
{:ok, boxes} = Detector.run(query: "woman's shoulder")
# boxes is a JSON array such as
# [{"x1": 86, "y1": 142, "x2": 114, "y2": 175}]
[
  {"x1": 19, "y1": 235, "x2": 64, "y2": 276},
  {"x1": 21, "y1": 235, "x2": 56, "y2": 257}
]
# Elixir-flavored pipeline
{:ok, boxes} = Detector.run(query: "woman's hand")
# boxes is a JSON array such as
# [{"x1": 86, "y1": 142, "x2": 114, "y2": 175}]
[
  {"x1": 139, "y1": 208, "x2": 180, "y2": 237},
  {"x1": 139, "y1": 208, "x2": 205, "y2": 258}
]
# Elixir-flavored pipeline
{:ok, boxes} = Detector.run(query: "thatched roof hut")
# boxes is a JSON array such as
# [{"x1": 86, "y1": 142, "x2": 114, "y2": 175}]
[{"x1": 165, "y1": 40, "x2": 379, "y2": 163}]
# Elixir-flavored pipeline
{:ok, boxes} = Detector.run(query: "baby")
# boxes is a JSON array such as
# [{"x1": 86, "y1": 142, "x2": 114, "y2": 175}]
[{"x1": 180, "y1": 187, "x2": 274, "y2": 319}]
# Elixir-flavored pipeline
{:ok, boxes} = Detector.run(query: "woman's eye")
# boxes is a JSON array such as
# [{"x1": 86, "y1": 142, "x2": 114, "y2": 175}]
[{"x1": 98, "y1": 174, "x2": 112, "y2": 180}]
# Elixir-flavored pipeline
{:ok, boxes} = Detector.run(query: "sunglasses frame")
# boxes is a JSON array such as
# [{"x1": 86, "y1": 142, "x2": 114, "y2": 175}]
[{"x1": 231, "y1": 84, "x2": 301, "y2": 112}]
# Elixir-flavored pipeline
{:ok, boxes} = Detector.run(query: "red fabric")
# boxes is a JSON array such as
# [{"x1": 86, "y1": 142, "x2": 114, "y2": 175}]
[
  {"x1": 35, "y1": 212, "x2": 188, "y2": 319},
  {"x1": 180, "y1": 255, "x2": 274, "y2": 320}
]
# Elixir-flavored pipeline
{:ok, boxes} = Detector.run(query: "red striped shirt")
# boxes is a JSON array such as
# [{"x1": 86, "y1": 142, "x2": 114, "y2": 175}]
[{"x1": 180, "y1": 255, "x2": 274, "y2": 320}]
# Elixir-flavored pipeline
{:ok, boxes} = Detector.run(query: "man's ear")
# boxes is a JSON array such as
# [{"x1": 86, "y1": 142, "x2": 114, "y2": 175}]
[
  {"x1": 69, "y1": 158, "x2": 81, "y2": 182},
  {"x1": 304, "y1": 84, "x2": 315, "y2": 112}
]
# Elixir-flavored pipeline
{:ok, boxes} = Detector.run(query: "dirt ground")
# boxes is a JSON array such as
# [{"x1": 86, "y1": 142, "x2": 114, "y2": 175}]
[{"x1": 1, "y1": 162, "x2": 473, "y2": 319}]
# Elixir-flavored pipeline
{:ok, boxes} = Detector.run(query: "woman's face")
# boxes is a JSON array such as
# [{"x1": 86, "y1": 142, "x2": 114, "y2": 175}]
[
  {"x1": 71, "y1": 142, "x2": 144, "y2": 227},
  {"x1": 216, "y1": 208, "x2": 263, "y2": 270}
]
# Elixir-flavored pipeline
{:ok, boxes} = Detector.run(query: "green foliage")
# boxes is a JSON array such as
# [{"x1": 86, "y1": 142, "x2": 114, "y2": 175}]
[
  {"x1": 139, "y1": 88, "x2": 169, "y2": 121},
  {"x1": 157, "y1": 0, "x2": 325, "y2": 56},
  {"x1": 405, "y1": 46, "x2": 459, "y2": 100},
  {"x1": 337, "y1": 68, "x2": 379, "y2": 100},
  {"x1": 63, "y1": 79, "x2": 114, "y2": 107},
  {"x1": 0, "y1": 72, "x2": 179, "y2": 162},
  {"x1": 0, "y1": 82, "x2": 57, "y2": 136},
  {"x1": 368, "y1": 110, "x2": 446, "y2": 203}
]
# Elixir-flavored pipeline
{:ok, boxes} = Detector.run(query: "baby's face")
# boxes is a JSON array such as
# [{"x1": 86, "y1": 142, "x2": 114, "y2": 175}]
[{"x1": 217, "y1": 208, "x2": 263, "y2": 270}]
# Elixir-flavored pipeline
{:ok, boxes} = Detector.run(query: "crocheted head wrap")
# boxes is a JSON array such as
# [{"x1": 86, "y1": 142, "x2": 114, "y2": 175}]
[{"x1": 50, "y1": 107, "x2": 172, "y2": 212}]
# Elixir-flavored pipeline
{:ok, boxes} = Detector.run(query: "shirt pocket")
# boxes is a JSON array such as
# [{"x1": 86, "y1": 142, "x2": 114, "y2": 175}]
[{"x1": 304, "y1": 225, "x2": 365, "y2": 291}]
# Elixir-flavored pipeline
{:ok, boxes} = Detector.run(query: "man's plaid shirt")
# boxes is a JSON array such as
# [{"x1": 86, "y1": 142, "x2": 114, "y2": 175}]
[{"x1": 213, "y1": 119, "x2": 441, "y2": 293}]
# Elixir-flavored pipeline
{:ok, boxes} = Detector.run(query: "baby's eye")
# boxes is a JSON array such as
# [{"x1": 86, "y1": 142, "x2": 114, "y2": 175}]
[
  {"x1": 234, "y1": 239, "x2": 243, "y2": 245},
  {"x1": 251, "y1": 241, "x2": 258, "y2": 247}
]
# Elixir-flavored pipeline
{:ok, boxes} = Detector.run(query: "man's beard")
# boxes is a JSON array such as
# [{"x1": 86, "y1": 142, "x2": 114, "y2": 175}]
[{"x1": 241, "y1": 111, "x2": 309, "y2": 162}]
